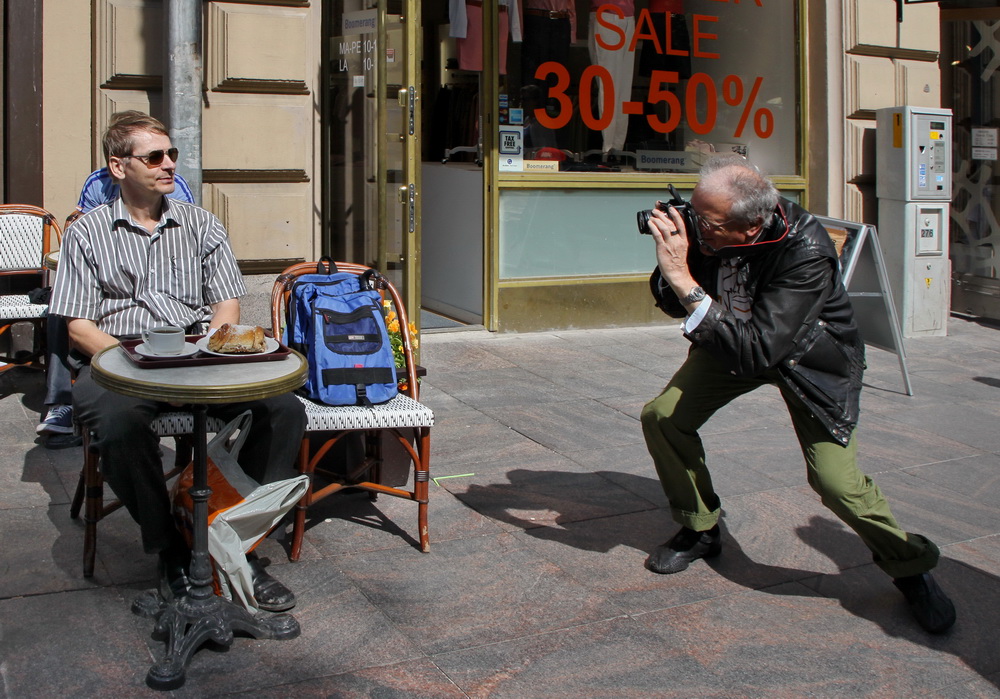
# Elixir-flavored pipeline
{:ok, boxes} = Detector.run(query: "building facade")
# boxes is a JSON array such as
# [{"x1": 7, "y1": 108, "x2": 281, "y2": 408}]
[{"x1": 4, "y1": 0, "x2": 991, "y2": 332}]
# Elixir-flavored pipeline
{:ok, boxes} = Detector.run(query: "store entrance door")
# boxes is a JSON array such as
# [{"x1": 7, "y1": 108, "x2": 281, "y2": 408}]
[
  {"x1": 943, "y1": 8, "x2": 1000, "y2": 321},
  {"x1": 325, "y1": 0, "x2": 422, "y2": 324}
]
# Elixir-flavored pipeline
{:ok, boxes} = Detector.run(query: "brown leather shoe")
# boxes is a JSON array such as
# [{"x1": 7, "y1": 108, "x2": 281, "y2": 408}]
[{"x1": 646, "y1": 525, "x2": 721, "y2": 574}]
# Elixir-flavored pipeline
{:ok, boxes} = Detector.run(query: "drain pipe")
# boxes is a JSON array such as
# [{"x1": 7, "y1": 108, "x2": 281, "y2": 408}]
[{"x1": 165, "y1": 0, "x2": 203, "y2": 205}]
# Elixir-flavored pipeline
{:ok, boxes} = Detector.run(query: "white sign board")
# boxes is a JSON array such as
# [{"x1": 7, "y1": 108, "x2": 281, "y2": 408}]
[{"x1": 498, "y1": 127, "x2": 523, "y2": 172}]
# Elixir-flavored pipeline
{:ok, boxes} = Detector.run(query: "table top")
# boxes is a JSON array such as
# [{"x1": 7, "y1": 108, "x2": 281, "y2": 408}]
[
  {"x1": 90, "y1": 344, "x2": 307, "y2": 404},
  {"x1": 43, "y1": 249, "x2": 59, "y2": 271}
]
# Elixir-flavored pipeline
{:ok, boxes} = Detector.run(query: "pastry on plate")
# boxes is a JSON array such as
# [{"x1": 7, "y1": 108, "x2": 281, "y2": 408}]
[{"x1": 207, "y1": 323, "x2": 266, "y2": 354}]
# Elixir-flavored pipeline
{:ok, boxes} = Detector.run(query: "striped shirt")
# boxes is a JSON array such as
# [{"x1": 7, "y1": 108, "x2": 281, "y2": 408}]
[{"x1": 50, "y1": 196, "x2": 246, "y2": 337}]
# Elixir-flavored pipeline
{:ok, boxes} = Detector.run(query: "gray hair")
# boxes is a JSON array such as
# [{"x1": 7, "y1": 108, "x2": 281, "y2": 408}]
[{"x1": 697, "y1": 154, "x2": 779, "y2": 227}]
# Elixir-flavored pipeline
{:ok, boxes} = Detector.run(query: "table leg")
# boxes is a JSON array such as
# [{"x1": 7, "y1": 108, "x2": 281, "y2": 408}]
[{"x1": 132, "y1": 404, "x2": 300, "y2": 691}]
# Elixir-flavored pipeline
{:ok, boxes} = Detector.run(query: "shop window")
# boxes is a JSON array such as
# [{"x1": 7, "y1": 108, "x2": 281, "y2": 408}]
[{"x1": 488, "y1": 0, "x2": 800, "y2": 175}]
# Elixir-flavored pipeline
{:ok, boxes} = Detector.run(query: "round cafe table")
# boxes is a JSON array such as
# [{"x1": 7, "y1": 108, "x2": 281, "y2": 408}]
[{"x1": 90, "y1": 344, "x2": 307, "y2": 690}]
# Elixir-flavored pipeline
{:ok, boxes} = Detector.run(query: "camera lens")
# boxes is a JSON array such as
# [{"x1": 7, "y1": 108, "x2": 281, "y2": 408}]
[{"x1": 637, "y1": 210, "x2": 653, "y2": 235}]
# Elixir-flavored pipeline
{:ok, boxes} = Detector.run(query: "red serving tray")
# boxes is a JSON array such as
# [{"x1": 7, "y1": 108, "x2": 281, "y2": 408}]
[{"x1": 119, "y1": 334, "x2": 292, "y2": 369}]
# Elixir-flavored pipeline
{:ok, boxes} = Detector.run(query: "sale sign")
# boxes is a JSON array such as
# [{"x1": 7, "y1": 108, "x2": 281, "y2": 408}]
[{"x1": 514, "y1": 1, "x2": 796, "y2": 174}]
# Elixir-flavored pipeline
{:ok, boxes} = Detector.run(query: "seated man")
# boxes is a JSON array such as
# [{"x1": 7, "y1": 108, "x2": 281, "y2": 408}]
[
  {"x1": 36, "y1": 111, "x2": 196, "y2": 440},
  {"x1": 49, "y1": 111, "x2": 305, "y2": 611}
]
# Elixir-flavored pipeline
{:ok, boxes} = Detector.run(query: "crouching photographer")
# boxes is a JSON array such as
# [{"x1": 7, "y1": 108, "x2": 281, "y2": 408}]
[{"x1": 639, "y1": 153, "x2": 957, "y2": 635}]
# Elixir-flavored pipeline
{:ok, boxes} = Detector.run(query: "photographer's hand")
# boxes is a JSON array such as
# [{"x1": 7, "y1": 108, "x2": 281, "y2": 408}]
[{"x1": 650, "y1": 206, "x2": 702, "y2": 312}]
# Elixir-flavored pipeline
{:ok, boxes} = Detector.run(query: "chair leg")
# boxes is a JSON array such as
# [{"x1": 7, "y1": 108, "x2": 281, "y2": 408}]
[
  {"x1": 69, "y1": 469, "x2": 85, "y2": 519},
  {"x1": 415, "y1": 427, "x2": 431, "y2": 553},
  {"x1": 73, "y1": 422, "x2": 201, "y2": 579},
  {"x1": 290, "y1": 438, "x2": 313, "y2": 562},
  {"x1": 82, "y1": 439, "x2": 102, "y2": 578},
  {"x1": 366, "y1": 431, "x2": 380, "y2": 501}
]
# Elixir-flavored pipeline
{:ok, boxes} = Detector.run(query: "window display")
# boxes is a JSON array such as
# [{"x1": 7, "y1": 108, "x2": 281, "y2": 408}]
[{"x1": 495, "y1": 0, "x2": 799, "y2": 174}]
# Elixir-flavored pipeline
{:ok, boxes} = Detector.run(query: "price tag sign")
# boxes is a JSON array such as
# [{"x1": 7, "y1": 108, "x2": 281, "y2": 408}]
[{"x1": 972, "y1": 128, "x2": 998, "y2": 148}]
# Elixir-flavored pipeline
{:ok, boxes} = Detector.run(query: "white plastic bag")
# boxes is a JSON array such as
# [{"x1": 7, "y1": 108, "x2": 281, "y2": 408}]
[
  {"x1": 172, "y1": 410, "x2": 308, "y2": 612},
  {"x1": 207, "y1": 475, "x2": 308, "y2": 612}
]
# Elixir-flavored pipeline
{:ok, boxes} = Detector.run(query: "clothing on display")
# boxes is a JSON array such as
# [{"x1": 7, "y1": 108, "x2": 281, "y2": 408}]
[
  {"x1": 450, "y1": 0, "x2": 521, "y2": 73},
  {"x1": 429, "y1": 85, "x2": 480, "y2": 162},
  {"x1": 588, "y1": 0, "x2": 635, "y2": 153},
  {"x1": 521, "y1": 0, "x2": 575, "y2": 89},
  {"x1": 634, "y1": 1, "x2": 691, "y2": 149}
]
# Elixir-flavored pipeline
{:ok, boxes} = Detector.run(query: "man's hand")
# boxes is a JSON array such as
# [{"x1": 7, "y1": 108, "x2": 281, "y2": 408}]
[{"x1": 649, "y1": 205, "x2": 699, "y2": 304}]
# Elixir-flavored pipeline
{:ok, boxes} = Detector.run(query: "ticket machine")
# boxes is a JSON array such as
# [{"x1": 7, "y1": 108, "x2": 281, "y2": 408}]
[{"x1": 875, "y1": 106, "x2": 952, "y2": 337}]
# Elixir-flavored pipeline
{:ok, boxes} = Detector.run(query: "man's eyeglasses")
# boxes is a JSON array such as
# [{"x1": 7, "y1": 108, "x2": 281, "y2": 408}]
[
  {"x1": 693, "y1": 211, "x2": 737, "y2": 235},
  {"x1": 120, "y1": 148, "x2": 179, "y2": 167}
]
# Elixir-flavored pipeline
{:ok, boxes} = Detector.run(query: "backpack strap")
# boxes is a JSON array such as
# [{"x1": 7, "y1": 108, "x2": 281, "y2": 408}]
[
  {"x1": 320, "y1": 366, "x2": 396, "y2": 408},
  {"x1": 317, "y1": 256, "x2": 338, "y2": 275},
  {"x1": 360, "y1": 267, "x2": 381, "y2": 291}
]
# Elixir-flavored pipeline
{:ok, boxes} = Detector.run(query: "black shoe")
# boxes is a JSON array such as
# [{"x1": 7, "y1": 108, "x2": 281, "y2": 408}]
[
  {"x1": 893, "y1": 572, "x2": 956, "y2": 634},
  {"x1": 158, "y1": 545, "x2": 191, "y2": 602},
  {"x1": 646, "y1": 524, "x2": 722, "y2": 574},
  {"x1": 248, "y1": 553, "x2": 296, "y2": 612}
]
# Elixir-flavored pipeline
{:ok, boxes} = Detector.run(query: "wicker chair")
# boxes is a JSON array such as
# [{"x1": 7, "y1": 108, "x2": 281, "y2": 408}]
[
  {"x1": 0, "y1": 205, "x2": 60, "y2": 371},
  {"x1": 70, "y1": 413, "x2": 227, "y2": 578},
  {"x1": 271, "y1": 261, "x2": 434, "y2": 557}
]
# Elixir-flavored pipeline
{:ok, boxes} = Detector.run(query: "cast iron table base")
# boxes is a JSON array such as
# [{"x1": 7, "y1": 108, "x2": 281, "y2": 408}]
[
  {"x1": 130, "y1": 405, "x2": 300, "y2": 690},
  {"x1": 132, "y1": 589, "x2": 299, "y2": 690}
]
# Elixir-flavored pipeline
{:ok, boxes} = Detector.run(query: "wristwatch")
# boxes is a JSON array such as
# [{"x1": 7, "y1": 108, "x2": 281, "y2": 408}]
[{"x1": 680, "y1": 285, "x2": 706, "y2": 305}]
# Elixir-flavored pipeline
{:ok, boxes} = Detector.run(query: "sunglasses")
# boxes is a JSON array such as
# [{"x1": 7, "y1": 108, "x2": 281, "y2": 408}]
[{"x1": 120, "y1": 147, "x2": 179, "y2": 167}]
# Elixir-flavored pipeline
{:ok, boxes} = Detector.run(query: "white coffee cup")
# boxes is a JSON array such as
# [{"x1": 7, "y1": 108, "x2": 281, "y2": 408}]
[{"x1": 141, "y1": 326, "x2": 185, "y2": 355}]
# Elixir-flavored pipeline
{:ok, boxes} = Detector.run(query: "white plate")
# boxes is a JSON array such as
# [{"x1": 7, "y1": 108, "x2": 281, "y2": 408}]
[
  {"x1": 134, "y1": 341, "x2": 200, "y2": 359},
  {"x1": 194, "y1": 335, "x2": 279, "y2": 357}
]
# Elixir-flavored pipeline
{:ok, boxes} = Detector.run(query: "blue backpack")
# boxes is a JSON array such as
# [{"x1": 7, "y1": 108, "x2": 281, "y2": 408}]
[{"x1": 283, "y1": 260, "x2": 398, "y2": 407}]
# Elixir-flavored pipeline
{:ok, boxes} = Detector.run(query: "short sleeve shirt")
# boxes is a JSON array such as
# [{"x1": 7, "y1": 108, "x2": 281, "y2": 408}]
[{"x1": 50, "y1": 197, "x2": 246, "y2": 337}]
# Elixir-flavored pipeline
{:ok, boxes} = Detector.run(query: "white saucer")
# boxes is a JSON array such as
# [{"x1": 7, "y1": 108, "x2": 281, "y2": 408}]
[
  {"x1": 194, "y1": 336, "x2": 279, "y2": 357},
  {"x1": 134, "y1": 341, "x2": 200, "y2": 359}
]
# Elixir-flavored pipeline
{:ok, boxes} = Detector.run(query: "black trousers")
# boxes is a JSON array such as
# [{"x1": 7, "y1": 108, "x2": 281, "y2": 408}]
[
  {"x1": 73, "y1": 365, "x2": 307, "y2": 554},
  {"x1": 521, "y1": 14, "x2": 571, "y2": 90}
]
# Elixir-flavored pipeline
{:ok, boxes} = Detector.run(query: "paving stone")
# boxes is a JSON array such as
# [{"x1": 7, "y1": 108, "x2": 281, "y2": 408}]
[
  {"x1": 0, "y1": 588, "x2": 154, "y2": 698},
  {"x1": 477, "y1": 398, "x2": 643, "y2": 454},
  {"x1": 335, "y1": 533, "x2": 626, "y2": 655},
  {"x1": 0, "y1": 443, "x2": 70, "y2": 509},
  {"x1": 437, "y1": 456, "x2": 659, "y2": 532},
  {"x1": 237, "y1": 659, "x2": 469, "y2": 698}
]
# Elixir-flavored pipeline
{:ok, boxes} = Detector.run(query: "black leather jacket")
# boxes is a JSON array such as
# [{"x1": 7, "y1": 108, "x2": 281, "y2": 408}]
[{"x1": 650, "y1": 198, "x2": 866, "y2": 445}]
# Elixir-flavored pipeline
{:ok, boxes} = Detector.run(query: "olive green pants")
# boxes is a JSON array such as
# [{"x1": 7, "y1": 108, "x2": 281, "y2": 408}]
[{"x1": 640, "y1": 347, "x2": 939, "y2": 579}]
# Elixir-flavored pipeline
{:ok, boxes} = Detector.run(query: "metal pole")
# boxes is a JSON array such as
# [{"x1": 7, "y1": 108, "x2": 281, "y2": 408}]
[{"x1": 165, "y1": 0, "x2": 203, "y2": 205}]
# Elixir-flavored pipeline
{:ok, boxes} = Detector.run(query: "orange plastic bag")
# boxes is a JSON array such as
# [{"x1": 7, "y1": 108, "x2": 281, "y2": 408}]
[{"x1": 171, "y1": 411, "x2": 257, "y2": 547}]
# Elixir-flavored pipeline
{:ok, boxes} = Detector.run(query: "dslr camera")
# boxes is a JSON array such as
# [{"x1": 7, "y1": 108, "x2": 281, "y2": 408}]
[{"x1": 637, "y1": 184, "x2": 697, "y2": 238}]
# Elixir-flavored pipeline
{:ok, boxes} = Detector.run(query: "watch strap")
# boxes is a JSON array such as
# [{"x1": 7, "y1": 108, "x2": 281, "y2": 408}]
[{"x1": 680, "y1": 285, "x2": 706, "y2": 305}]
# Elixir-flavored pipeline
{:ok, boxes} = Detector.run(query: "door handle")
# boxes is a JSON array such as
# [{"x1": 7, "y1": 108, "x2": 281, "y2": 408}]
[{"x1": 398, "y1": 86, "x2": 417, "y2": 136}]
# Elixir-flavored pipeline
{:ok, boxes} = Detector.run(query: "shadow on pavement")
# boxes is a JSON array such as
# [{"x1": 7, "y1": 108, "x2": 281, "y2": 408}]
[{"x1": 457, "y1": 467, "x2": 998, "y2": 692}]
